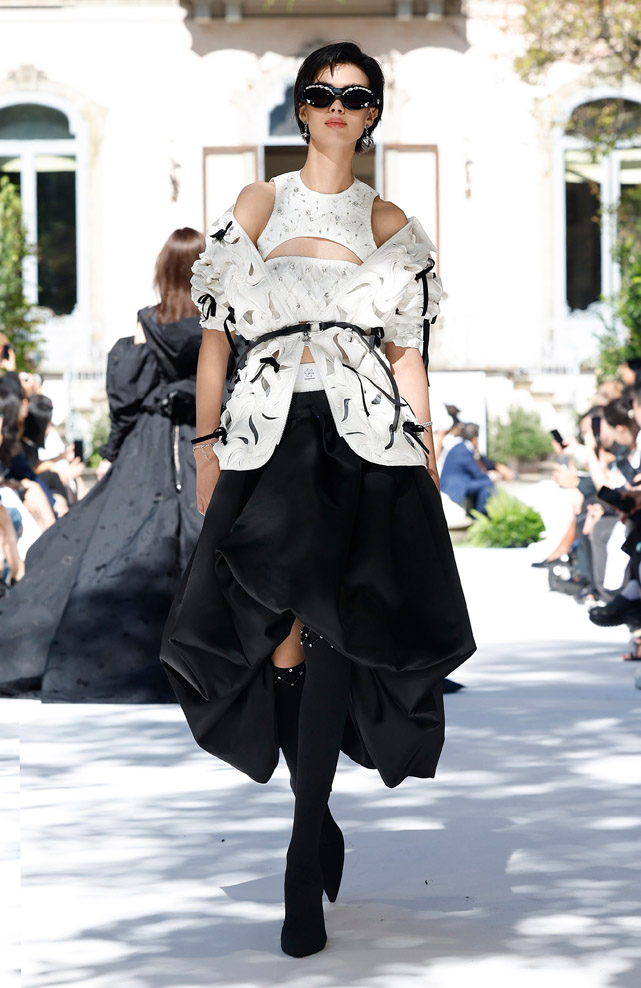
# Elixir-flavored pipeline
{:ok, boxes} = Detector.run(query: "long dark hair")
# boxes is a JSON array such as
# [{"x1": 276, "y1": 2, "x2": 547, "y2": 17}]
[
  {"x1": 153, "y1": 227, "x2": 206, "y2": 325},
  {"x1": 293, "y1": 41, "x2": 384, "y2": 154},
  {"x1": 0, "y1": 387, "x2": 21, "y2": 463},
  {"x1": 23, "y1": 394, "x2": 54, "y2": 450}
]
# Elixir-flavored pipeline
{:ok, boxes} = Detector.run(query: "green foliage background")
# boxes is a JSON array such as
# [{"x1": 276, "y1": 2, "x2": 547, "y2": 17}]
[
  {"x1": 489, "y1": 406, "x2": 553, "y2": 464},
  {"x1": 0, "y1": 175, "x2": 43, "y2": 369},
  {"x1": 515, "y1": 2, "x2": 641, "y2": 96},
  {"x1": 464, "y1": 489, "x2": 545, "y2": 548}
]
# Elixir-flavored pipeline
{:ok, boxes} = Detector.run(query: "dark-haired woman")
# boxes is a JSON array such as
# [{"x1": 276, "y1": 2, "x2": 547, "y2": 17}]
[
  {"x1": 0, "y1": 386, "x2": 58, "y2": 531},
  {"x1": 0, "y1": 228, "x2": 205, "y2": 703},
  {"x1": 161, "y1": 43, "x2": 476, "y2": 957}
]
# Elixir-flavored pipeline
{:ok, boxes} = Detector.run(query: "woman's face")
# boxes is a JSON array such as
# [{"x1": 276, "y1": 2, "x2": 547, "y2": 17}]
[
  {"x1": 19, "y1": 372, "x2": 39, "y2": 397},
  {"x1": 613, "y1": 422, "x2": 636, "y2": 448},
  {"x1": 599, "y1": 419, "x2": 616, "y2": 449},
  {"x1": 298, "y1": 62, "x2": 379, "y2": 153}
]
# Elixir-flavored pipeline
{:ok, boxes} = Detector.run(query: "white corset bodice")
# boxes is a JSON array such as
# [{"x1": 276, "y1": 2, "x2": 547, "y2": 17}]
[
  {"x1": 257, "y1": 170, "x2": 378, "y2": 263},
  {"x1": 264, "y1": 256, "x2": 357, "y2": 321}
]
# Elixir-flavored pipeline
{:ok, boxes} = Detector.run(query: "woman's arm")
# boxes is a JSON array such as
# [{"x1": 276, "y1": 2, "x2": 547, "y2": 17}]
[
  {"x1": 192, "y1": 185, "x2": 274, "y2": 515},
  {"x1": 98, "y1": 337, "x2": 158, "y2": 469},
  {"x1": 193, "y1": 328, "x2": 230, "y2": 515},
  {"x1": 583, "y1": 430, "x2": 616, "y2": 490},
  {"x1": 373, "y1": 199, "x2": 441, "y2": 490},
  {"x1": 386, "y1": 342, "x2": 440, "y2": 491}
]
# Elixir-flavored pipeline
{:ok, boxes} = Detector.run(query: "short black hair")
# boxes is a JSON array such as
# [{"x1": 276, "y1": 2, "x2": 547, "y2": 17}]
[
  {"x1": 461, "y1": 423, "x2": 480, "y2": 441},
  {"x1": 603, "y1": 396, "x2": 636, "y2": 428},
  {"x1": 293, "y1": 41, "x2": 384, "y2": 154}
]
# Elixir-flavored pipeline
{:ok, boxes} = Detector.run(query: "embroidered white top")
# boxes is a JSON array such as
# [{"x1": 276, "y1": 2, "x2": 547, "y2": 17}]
[
  {"x1": 257, "y1": 170, "x2": 378, "y2": 262},
  {"x1": 191, "y1": 172, "x2": 443, "y2": 471}
]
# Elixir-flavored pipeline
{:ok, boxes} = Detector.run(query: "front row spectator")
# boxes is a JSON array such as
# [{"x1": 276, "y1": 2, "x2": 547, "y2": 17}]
[
  {"x1": 440, "y1": 423, "x2": 494, "y2": 515},
  {"x1": 0, "y1": 387, "x2": 57, "y2": 531},
  {"x1": 0, "y1": 501, "x2": 24, "y2": 590}
]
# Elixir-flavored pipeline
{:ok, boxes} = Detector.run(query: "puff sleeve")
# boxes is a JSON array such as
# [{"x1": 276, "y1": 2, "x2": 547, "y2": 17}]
[
  {"x1": 190, "y1": 208, "x2": 236, "y2": 333},
  {"x1": 389, "y1": 220, "x2": 443, "y2": 363}
]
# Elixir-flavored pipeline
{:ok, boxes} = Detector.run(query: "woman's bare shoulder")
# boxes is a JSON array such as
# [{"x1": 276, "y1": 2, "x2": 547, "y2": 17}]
[
  {"x1": 371, "y1": 196, "x2": 409, "y2": 247},
  {"x1": 234, "y1": 181, "x2": 276, "y2": 244}
]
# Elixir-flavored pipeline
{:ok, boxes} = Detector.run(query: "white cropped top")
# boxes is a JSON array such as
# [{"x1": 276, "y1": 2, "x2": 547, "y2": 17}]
[{"x1": 257, "y1": 170, "x2": 378, "y2": 262}]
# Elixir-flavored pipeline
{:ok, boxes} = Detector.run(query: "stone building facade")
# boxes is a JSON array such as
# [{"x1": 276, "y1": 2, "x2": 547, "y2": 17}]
[{"x1": 1, "y1": 0, "x2": 639, "y2": 439}]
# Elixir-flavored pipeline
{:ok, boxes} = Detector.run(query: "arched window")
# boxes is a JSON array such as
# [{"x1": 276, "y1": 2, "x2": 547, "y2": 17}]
[
  {"x1": 563, "y1": 98, "x2": 641, "y2": 312},
  {"x1": 0, "y1": 102, "x2": 78, "y2": 315}
]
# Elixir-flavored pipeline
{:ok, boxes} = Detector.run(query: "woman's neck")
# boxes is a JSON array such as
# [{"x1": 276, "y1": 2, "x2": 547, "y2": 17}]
[{"x1": 299, "y1": 145, "x2": 355, "y2": 194}]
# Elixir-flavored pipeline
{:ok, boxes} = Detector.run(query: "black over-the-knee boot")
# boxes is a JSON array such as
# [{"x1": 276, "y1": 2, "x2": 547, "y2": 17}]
[
  {"x1": 273, "y1": 662, "x2": 345, "y2": 903},
  {"x1": 280, "y1": 637, "x2": 352, "y2": 957}
]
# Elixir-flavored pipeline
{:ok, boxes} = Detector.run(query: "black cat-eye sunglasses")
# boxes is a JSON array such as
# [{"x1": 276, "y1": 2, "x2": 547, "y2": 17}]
[{"x1": 300, "y1": 84, "x2": 380, "y2": 110}]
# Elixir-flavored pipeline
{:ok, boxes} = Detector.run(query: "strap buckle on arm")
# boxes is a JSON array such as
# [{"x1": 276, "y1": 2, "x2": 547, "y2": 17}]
[{"x1": 402, "y1": 421, "x2": 431, "y2": 459}]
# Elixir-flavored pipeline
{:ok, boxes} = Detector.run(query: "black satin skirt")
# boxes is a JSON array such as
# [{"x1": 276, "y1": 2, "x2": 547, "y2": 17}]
[{"x1": 160, "y1": 390, "x2": 476, "y2": 788}]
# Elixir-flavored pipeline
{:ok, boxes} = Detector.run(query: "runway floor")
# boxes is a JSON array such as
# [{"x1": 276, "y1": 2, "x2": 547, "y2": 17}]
[{"x1": 2, "y1": 547, "x2": 640, "y2": 988}]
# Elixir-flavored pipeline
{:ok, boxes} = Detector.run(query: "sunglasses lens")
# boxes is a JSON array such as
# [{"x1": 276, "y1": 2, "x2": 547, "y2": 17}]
[
  {"x1": 342, "y1": 88, "x2": 374, "y2": 109},
  {"x1": 303, "y1": 86, "x2": 334, "y2": 107}
]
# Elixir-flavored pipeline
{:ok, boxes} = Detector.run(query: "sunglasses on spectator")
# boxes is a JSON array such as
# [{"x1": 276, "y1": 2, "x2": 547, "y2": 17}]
[{"x1": 301, "y1": 84, "x2": 380, "y2": 110}]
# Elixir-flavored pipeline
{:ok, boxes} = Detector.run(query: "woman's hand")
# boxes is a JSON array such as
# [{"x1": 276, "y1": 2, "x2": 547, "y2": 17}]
[
  {"x1": 196, "y1": 455, "x2": 220, "y2": 515},
  {"x1": 427, "y1": 459, "x2": 441, "y2": 492},
  {"x1": 95, "y1": 458, "x2": 112, "y2": 481}
]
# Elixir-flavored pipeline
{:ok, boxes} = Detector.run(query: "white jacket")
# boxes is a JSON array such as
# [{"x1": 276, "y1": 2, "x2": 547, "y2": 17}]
[{"x1": 191, "y1": 207, "x2": 442, "y2": 470}]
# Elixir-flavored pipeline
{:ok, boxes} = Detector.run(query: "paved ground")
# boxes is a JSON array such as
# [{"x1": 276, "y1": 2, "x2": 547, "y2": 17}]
[{"x1": 2, "y1": 547, "x2": 640, "y2": 988}]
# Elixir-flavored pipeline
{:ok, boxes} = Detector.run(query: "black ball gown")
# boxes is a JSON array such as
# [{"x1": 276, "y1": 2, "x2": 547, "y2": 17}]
[{"x1": 0, "y1": 306, "x2": 202, "y2": 702}]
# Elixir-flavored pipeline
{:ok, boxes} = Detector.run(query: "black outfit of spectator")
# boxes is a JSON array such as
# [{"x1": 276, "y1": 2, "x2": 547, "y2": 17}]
[{"x1": 0, "y1": 306, "x2": 202, "y2": 702}]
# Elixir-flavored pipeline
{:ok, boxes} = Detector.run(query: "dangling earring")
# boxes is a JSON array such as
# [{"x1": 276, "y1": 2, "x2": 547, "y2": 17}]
[
  {"x1": 302, "y1": 121, "x2": 309, "y2": 142},
  {"x1": 361, "y1": 125, "x2": 374, "y2": 151}
]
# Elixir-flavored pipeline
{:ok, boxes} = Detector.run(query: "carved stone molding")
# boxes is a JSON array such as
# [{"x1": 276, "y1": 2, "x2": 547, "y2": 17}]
[{"x1": 6, "y1": 64, "x2": 48, "y2": 89}]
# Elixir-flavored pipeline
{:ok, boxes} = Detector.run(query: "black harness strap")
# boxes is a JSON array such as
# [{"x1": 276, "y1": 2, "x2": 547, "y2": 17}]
[
  {"x1": 415, "y1": 260, "x2": 437, "y2": 387},
  {"x1": 223, "y1": 320, "x2": 430, "y2": 454},
  {"x1": 223, "y1": 306, "x2": 239, "y2": 358}
]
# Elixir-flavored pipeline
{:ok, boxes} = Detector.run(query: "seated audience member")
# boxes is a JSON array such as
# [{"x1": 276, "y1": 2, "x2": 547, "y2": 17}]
[
  {"x1": 531, "y1": 456, "x2": 584, "y2": 574},
  {"x1": 426, "y1": 392, "x2": 453, "y2": 465},
  {"x1": 0, "y1": 500, "x2": 24, "y2": 589},
  {"x1": 596, "y1": 379, "x2": 624, "y2": 405},
  {"x1": 0, "y1": 387, "x2": 56, "y2": 531},
  {"x1": 618, "y1": 358, "x2": 641, "y2": 389},
  {"x1": 440, "y1": 422, "x2": 494, "y2": 515},
  {"x1": 589, "y1": 385, "x2": 641, "y2": 640},
  {"x1": 582, "y1": 397, "x2": 639, "y2": 603},
  {"x1": 465, "y1": 425, "x2": 515, "y2": 483},
  {"x1": 0, "y1": 335, "x2": 23, "y2": 401},
  {"x1": 437, "y1": 405, "x2": 462, "y2": 473},
  {"x1": 22, "y1": 394, "x2": 85, "y2": 511}
]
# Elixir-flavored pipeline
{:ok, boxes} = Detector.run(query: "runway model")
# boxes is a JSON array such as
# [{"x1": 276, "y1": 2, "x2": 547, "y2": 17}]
[
  {"x1": 160, "y1": 43, "x2": 476, "y2": 956},
  {"x1": 0, "y1": 229, "x2": 204, "y2": 702}
]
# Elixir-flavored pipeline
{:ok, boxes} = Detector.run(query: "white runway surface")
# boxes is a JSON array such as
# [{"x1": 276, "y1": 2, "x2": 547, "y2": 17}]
[{"x1": 2, "y1": 547, "x2": 640, "y2": 988}]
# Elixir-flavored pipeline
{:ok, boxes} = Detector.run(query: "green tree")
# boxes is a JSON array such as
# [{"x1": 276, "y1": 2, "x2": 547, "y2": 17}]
[
  {"x1": 489, "y1": 406, "x2": 552, "y2": 464},
  {"x1": 515, "y1": 1, "x2": 641, "y2": 149},
  {"x1": 0, "y1": 175, "x2": 43, "y2": 369},
  {"x1": 595, "y1": 187, "x2": 641, "y2": 380}
]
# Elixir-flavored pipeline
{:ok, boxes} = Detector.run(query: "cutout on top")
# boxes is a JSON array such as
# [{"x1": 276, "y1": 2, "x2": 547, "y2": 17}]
[{"x1": 264, "y1": 237, "x2": 361, "y2": 265}]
